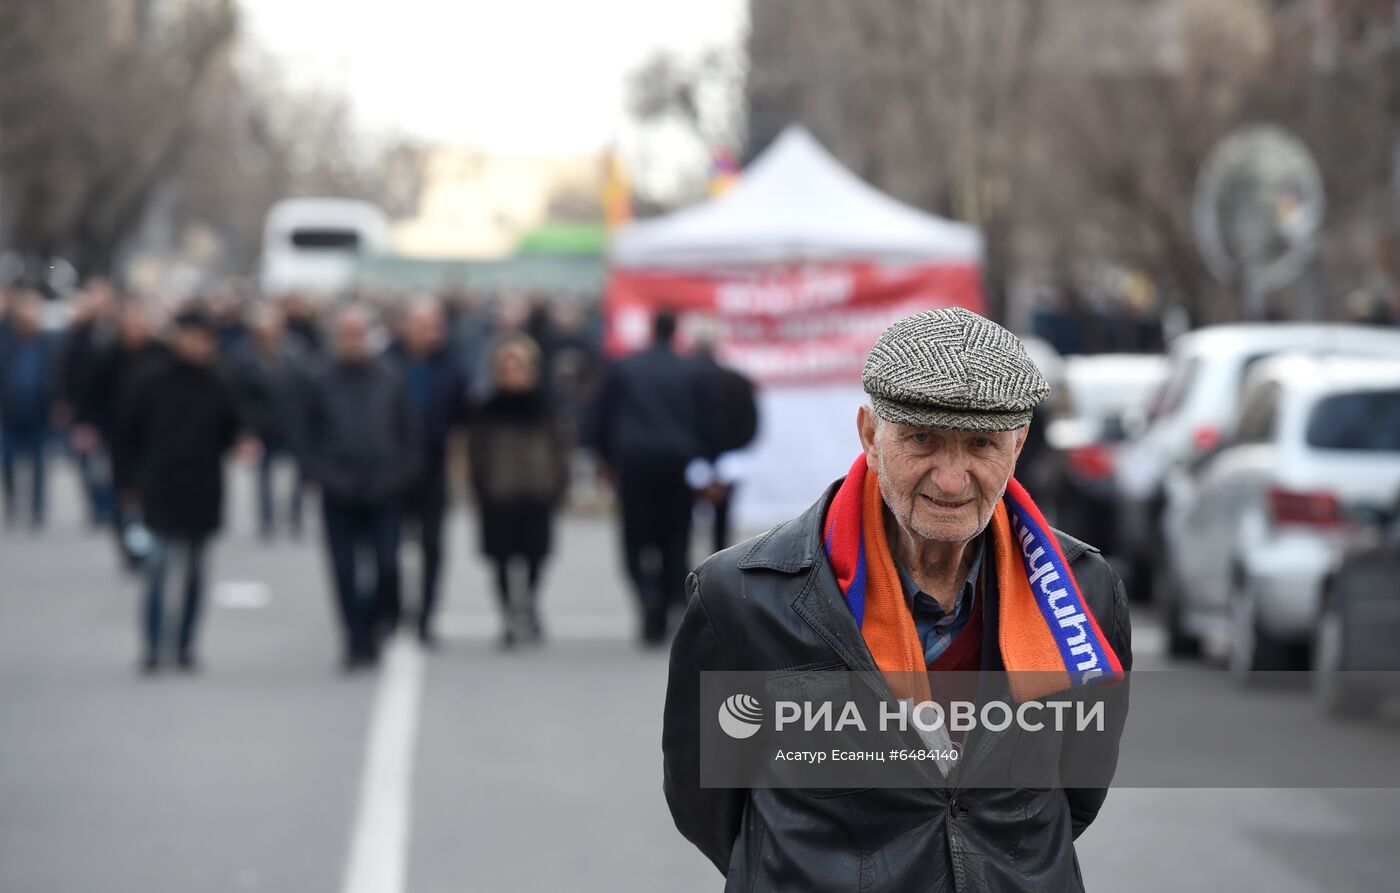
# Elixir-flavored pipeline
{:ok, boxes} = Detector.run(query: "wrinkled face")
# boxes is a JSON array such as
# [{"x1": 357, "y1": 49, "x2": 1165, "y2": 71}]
[{"x1": 857, "y1": 405, "x2": 1026, "y2": 545}]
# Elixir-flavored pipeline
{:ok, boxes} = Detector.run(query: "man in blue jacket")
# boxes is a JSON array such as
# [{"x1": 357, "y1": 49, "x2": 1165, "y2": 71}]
[
  {"x1": 0, "y1": 291, "x2": 58, "y2": 529},
  {"x1": 386, "y1": 295, "x2": 470, "y2": 646}
]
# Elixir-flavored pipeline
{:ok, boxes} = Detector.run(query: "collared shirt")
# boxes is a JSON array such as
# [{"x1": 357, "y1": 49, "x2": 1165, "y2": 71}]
[{"x1": 896, "y1": 533, "x2": 984, "y2": 667}]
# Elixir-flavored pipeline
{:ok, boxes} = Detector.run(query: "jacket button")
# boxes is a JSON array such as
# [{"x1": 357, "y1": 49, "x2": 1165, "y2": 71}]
[{"x1": 948, "y1": 798, "x2": 968, "y2": 818}]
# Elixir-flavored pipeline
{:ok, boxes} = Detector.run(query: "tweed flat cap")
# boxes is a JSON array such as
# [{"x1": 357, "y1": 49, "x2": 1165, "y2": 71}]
[{"x1": 862, "y1": 307, "x2": 1050, "y2": 431}]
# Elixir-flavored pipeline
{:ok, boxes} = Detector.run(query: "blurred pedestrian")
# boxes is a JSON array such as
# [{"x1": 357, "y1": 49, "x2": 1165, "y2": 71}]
[
  {"x1": 691, "y1": 331, "x2": 758, "y2": 554},
  {"x1": 59, "y1": 278, "x2": 120, "y2": 526},
  {"x1": 450, "y1": 292, "x2": 496, "y2": 401},
  {"x1": 90, "y1": 302, "x2": 168, "y2": 569},
  {"x1": 0, "y1": 290, "x2": 58, "y2": 529},
  {"x1": 544, "y1": 300, "x2": 604, "y2": 445},
  {"x1": 592, "y1": 309, "x2": 714, "y2": 645},
  {"x1": 232, "y1": 303, "x2": 308, "y2": 539},
  {"x1": 469, "y1": 334, "x2": 569, "y2": 648},
  {"x1": 281, "y1": 292, "x2": 325, "y2": 356},
  {"x1": 119, "y1": 308, "x2": 249, "y2": 673},
  {"x1": 386, "y1": 295, "x2": 470, "y2": 646},
  {"x1": 207, "y1": 284, "x2": 249, "y2": 356},
  {"x1": 299, "y1": 305, "x2": 419, "y2": 670}
]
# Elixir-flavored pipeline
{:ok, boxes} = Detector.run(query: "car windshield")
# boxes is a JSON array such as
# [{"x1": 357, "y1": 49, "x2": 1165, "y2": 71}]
[
  {"x1": 1147, "y1": 356, "x2": 1199, "y2": 422},
  {"x1": 1306, "y1": 389, "x2": 1400, "y2": 452}
]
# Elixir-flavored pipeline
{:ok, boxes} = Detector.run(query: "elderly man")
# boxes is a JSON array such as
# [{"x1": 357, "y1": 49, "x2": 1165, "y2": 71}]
[
  {"x1": 298, "y1": 305, "x2": 420, "y2": 669},
  {"x1": 662, "y1": 308, "x2": 1132, "y2": 891}
]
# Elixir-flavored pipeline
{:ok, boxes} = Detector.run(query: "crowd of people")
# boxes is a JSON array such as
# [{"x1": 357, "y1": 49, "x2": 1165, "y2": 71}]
[{"x1": 0, "y1": 279, "x2": 758, "y2": 672}]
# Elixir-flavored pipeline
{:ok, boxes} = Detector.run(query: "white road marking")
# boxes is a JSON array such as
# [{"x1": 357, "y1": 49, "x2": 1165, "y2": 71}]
[
  {"x1": 340, "y1": 635, "x2": 425, "y2": 893},
  {"x1": 212, "y1": 581, "x2": 272, "y2": 610}
]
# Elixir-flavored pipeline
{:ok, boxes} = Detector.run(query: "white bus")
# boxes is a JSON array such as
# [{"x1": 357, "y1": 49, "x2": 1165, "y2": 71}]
[{"x1": 260, "y1": 198, "x2": 389, "y2": 297}]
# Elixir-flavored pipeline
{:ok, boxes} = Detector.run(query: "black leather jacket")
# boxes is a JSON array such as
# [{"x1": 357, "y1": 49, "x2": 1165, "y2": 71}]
[{"x1": 663, "y1": 479, "x2": 1133, "y2": 892}]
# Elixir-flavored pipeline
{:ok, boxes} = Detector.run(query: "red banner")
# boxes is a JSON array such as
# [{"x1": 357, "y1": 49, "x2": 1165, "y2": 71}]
[{"x1": 605, "y1": 262, "x2": 984, "y2": 386}]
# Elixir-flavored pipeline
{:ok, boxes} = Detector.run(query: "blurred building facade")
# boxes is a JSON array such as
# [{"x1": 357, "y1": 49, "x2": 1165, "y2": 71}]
[{"x1": 391, "y1": 150, "x2": 606, "y2": 260}]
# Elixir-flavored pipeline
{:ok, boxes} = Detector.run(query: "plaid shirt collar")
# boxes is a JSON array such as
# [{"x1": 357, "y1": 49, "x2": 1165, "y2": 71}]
[{"x1": 896, "y1": 532, "x2": 984, "y2": 666}]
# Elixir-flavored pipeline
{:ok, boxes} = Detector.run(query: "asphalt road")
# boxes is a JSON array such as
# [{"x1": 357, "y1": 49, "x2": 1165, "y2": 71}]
[{"x1": 3, "y1": 461, "x2": 1399, "y2": 892}]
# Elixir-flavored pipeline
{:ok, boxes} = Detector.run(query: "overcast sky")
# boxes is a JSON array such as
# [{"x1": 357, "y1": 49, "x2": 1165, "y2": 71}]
[{"x1": 238, "y1": 0, "x2": 747, "y2": 155}]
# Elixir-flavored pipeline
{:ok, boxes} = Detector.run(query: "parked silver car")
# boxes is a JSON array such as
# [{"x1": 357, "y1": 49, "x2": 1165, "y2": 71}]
[
  {"x1": 1116, "y1": 323, "x2": 1400, "y2": 605},
  {"x1": 1158, "y1": 354, "x2": 1400, "y2": 675}
]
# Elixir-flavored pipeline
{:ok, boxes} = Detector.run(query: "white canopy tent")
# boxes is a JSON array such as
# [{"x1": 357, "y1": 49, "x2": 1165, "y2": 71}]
[
  {"x1": 611, "y1": 125, "x2": 981, "y2": 268},
  {"x1": 607, "y1": 126, "x2": 984, "y2": 529}
]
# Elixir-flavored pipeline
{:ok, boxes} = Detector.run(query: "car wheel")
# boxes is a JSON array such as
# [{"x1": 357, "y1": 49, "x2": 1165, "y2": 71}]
[
  {"x1": 1159, "y1": 564, "x2": 1201, "y2": 658},
  {"x1": 1313, "y1": 598, "x2": 1379, "y2": 718},
  {"x1": 1229, "y1": 581, "x2": 1292, "y2": 680}
]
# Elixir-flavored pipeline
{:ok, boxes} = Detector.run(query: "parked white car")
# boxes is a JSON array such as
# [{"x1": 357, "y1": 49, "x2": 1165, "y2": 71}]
[
  {"x1": 1115, "y1": 323, "x2": 1400, "y2": 603},
  {"x1": 1158, "y1": 354, "x2": 1400, "y2": 674},
  {"x1": 1044, "y1": 354, "x2": 1168, "y2": 563}
]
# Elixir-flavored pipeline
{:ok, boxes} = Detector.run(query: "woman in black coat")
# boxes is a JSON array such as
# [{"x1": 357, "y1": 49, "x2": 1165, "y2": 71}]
[{"x1": 468, "y1": 334, "x2": 569, "y2": 648}]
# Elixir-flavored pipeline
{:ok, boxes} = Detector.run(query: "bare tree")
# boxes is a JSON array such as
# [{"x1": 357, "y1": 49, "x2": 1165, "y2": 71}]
[
  {"x1": 0, "y1": 1, "x2": 426, "y2": 282},
  {"x1": 743, "y1": 0, "x2": 1051, "y2": 317},
  {"x1": 0, "y1": 0, "x2": 238, "y2": 278},
  {"x1": 175, "y1": 70, "x2": 425, "y2": 274},
  {"x1": 625, "y1": 46, "x2": 746, "y2": 206}
]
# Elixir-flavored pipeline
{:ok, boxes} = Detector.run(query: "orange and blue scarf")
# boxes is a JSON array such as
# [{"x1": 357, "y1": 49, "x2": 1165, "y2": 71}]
[{"x1": 823, "y1": 455, "x2": 1123, "y2": 702}]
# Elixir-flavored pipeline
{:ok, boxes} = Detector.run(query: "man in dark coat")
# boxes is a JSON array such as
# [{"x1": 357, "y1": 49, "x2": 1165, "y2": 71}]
[
  {"x1": 593, "y1": 309, "x2": 715, "y2": 645},
  {"x1": 58, "y1": 278, "x2": 119, "y2": 526},
  {"x1": 119, "y1": 308, "x2": 246, "y2": 672},
  {"x1": 662, "y1": 309, "x2": 1132, "y2": 891},
  {"x1": 84, "y1": 302, "x2": 168, "y2": 569},
  {"x1": 692, "y1": 335, "x2": 759, "y2": 554},
  {"x1": 232, "y1": 304, "x2": 308, "y2": 538},
  {"x1": 0, "y1": 291, "x2": 58, "y2": 529},
  {"x1": 298, "y1": 305, "x2": 420, "y2": 669},
  {"x1": 385, "y1": 295, "x2": 470, "y2": 646},
  {"x1": 281, "y1": 292, "x2": 325, "y2": 357}
]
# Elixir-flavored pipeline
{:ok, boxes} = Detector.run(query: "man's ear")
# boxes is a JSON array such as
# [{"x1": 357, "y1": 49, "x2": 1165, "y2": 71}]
[
  {"x1": 857, "y1": 405, "x2": 880, "y2": 465},
  {"x1": 1011, "y1": 424, "x2": 1030, "y2": 463}
]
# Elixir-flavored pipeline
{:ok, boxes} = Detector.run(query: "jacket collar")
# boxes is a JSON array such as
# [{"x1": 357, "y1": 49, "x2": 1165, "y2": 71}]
[
  {"x1": 736, "y1": 478, "x2": 842, "y2": 573},
  {"x1": 736, "y1": 478, "x2": 879, "y2": 673}
]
